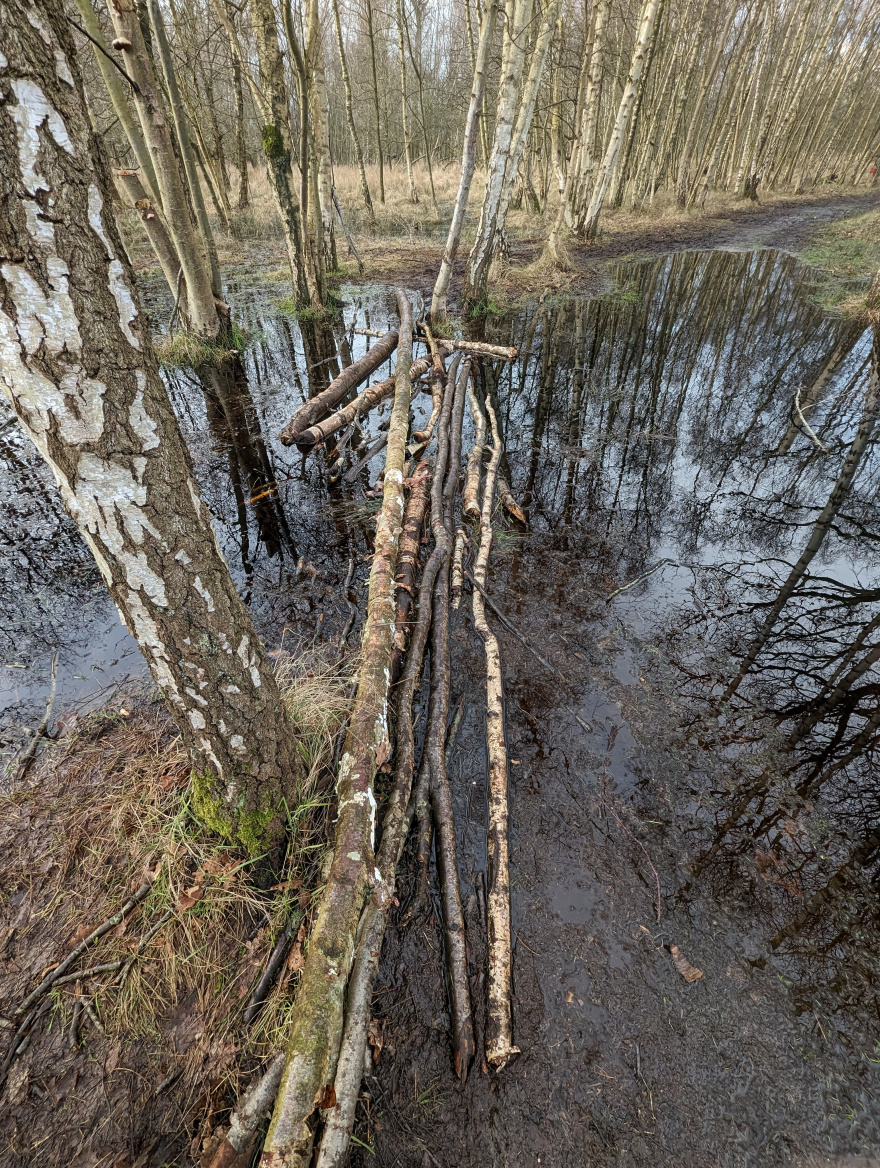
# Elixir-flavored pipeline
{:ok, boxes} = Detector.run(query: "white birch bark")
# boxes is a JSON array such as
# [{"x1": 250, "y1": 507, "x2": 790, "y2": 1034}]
[
  {"x1": 430, "y1": 0, "x2": 498, "y2": 322},
  {"x1": 578, "y1": 0, "x2": 661, "y2": 241}
]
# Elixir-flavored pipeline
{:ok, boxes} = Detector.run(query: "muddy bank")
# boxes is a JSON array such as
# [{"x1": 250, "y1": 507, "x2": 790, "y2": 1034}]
[{"x1": 2, "y1": 232, "x2": 880, "y2": 1166}]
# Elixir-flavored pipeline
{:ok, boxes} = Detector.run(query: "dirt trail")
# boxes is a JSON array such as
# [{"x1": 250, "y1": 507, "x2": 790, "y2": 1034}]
[{"x1": 367, "y1": 192, "x2": 878, "y2": 302}]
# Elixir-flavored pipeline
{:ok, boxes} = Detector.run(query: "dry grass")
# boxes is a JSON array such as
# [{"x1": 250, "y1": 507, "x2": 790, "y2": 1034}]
[
  {"x1": 0, "y1": 649, "x2": 351, "y2": 1078},
  {"x1": 116, "y1": 159, "x2": 876, "y2": 315}
]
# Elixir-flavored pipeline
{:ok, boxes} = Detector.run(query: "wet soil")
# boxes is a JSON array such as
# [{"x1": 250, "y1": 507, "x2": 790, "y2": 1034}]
[
  {"x1": 3, "y1": 201, "x2": 880, "y2": 1167},
  {"x1": 360, "y1": 191, "x2": 879, "y2": 303}
]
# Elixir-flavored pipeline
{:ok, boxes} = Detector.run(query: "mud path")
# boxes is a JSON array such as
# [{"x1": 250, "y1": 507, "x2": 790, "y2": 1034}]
[{"x1": 372, "y1": 191, "x2": 878, "y2": 302}]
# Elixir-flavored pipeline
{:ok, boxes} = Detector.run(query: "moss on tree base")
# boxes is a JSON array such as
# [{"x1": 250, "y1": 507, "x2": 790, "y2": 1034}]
[{"x1": 191, "y1": 769, "x2": 280, "y2": 856}]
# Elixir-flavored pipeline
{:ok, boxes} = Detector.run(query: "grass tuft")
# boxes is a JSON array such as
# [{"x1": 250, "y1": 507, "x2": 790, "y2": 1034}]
[{"x1": 155, "y1": 322, "x2": 254, "y2": 369}]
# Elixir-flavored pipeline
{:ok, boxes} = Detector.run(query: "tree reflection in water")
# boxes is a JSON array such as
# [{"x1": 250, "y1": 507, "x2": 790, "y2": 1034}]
[{"x1": 482, "y1": 248, "x2": 880, "y2": 1010}]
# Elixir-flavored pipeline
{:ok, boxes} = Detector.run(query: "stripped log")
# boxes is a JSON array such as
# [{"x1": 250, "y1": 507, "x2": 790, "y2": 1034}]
[
  {"x1": 279, "y1": 330, "x2": 398, "y2": 444},
  {"x1": 412, "y1": 356, "x2": 461, "y2": 906},
  {"x1": 391, "y1": 458, "x2": 433, "y2": 682},
  {"x1": 497, "y1": 470, "x2": 527, "y2": 524},
  {"x1": 427, "y1": 358, "x2": 475, "y2": 1080},
  {"x1": 472, "y1": 394, "x2": 519, "y2": 1071},
  {"x1": 261, "y1": 292, "x2": 415, "y2": 1168},
  {"x1": 314, "y1": 455, "x2": 455, "y2": 1168},
  {"x1": 451, "y1": 526, "x2": 467, "y2": 608},
  {"x1": 355, "y1": 327, "x2": 518, "y2": 361},
  {"x1": 207, "y1": 1053, "x2": 286, "y2": 1168},
  {"x1": 462, "y1": 372, "x2": 487, "y2": 519},
  {"x1": 288, "y1": 346, "x2": 451, "y2": 449}
]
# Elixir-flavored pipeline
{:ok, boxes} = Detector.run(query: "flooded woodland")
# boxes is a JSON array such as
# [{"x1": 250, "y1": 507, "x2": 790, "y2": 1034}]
[{"x1": 4, "y1": 242, "x2": 880, "y2": 1164}]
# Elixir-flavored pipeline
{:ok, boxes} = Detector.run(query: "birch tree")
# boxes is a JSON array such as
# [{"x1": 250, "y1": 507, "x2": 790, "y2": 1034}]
[
  {"x1": 577, "y1": 0, "x2": 661, "y2": 239},
  {"x1": 430, "y1": 0, "x2": 498, "y2": 323},
  {"x1": 0, "y1": 0, "x2": 300, "y2": 852},
  {"x1": 461, "y1": 0, "x2": 534, "y2": 306}
]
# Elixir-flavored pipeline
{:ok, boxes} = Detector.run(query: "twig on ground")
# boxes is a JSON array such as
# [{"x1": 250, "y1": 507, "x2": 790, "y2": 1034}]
[
  {"x1": 16, "y1": 651, "x2": 57, "y2": 780},
  {"x1": 14, "y1": 882, "x2": 153, "y2": 1020}
]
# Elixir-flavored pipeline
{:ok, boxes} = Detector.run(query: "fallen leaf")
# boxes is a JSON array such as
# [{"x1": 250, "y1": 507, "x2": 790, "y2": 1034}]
[
  {"x1": 176, "y1": 884, "x2": 205, "y2": 912},
  {"x1": 71, "y1": 925, "x2": 91, "y2": 945},
  {"x1": 367, "y1": 1017, "x2": 384, "y2": 1063},
  {"x1": 270, "y1": 876, "x2": 303, "y2": 893},
  {"x1": 314, "y1": 1084, "x2": 336, "y2": 1110},
  {"x1": 287, "y1": 942, "x2": 305, "y2": 973},
  {"x1": 374, "y1": 740, "x2": 390, "y2": 769},
  {"x1": 298, "y1": 888, "x2": 312, "y2": 909},
  {"x1": 113, "y1": 919, "x2": 127, "y2": 938},
  {"x1": 565, "y1": 988, "x2": 574, "y2": 1003},
  {"x1": 670, "y1": 944, "x2": 703, "y2": 983}
]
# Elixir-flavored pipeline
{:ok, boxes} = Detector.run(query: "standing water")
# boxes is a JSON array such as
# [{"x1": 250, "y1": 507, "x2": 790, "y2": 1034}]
[{"x1": 2, "y1": 249, "x2": 879, "y2": 1163}]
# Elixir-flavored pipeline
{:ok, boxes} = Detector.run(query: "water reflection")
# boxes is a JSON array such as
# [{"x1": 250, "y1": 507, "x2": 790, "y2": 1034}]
[
  {"x1": 3, "y1": 250, "x2": 879, "y2": 995},
  {"x1": 475, "y1": 248, "x2": 880, "y2": 1020}
]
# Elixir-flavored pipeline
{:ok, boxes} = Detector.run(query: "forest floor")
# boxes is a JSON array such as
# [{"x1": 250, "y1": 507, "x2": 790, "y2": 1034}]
[{"x1": 3, "y1": 189, "x2": 880, "y2": 1168}]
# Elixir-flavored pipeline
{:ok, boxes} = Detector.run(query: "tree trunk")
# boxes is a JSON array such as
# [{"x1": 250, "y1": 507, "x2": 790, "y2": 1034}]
[
  {"x1": 114, "y1": 167, "x2": 184, "y2": 309},
  {"x1": 430, "y1": 0, "x2": 497, "y2": 323},
  {"x1": 72, "y1": 0, "x2": 160, "y2": 205},
  {"x1": 365, "y1": 0, "x2": 385, "y2": 204},
  {"x1": 219, "y1": 0, "x2": 320, "y2": 307},
  {"x1": 305, "y1": 0, "x2": 336, "y2": 268},
  {"x1": 331, "y1": 0, "x2": 374, "y2": 225},
  {"x1": 232, "y1": 54, "x2": 250, "y2": 210},
  {"x1": 462, "y1": 0, "x2": 533, "y2": 305},
  {"x1": 578, "y1": 0, "x2": 661, "y2": 240},
  {"x1": 0, "y1": 0, "x2": 300, "y2": 854},
  {"x1": 106, "y1": 0, "x2": 220, "y2": 337},
  {"x1": 395, "y1": 0, "x2": 418, "y2": 203},
  {"x1": 262, "y1": 293, "x2": 415, "y2": 1168}
]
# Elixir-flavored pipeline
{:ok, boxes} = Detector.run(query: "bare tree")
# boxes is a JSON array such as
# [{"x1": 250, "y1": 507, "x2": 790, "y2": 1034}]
[{"x1": 1, "y1": 0, "x2": 300, "y2": 852}]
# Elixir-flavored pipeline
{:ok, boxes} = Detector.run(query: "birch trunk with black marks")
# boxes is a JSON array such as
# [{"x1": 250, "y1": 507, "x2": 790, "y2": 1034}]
[
  {"x1": 578, "y1": 0, "x2": 661, "y2": 241},
  {"x1": 0, "y1": 0, "x2": 299, "y2": 854},
  {"x1": 305, "y1": 0, "x2": 336, "y2": 268},
  {"x1": 472, "y1": 394, "x2": 519, "y2": 1069},
  {"x1": 462, "y1": 0, "x2": 532, "y2": 305},
  {"x1": 262, "y1": 292, "x2": 414, "y2": 1168},
  {"x1": 430, "y1": 0, "x2": 497, "y2": 324},
  {"x1": 104, "y1": 0, "x2": 220, "y2": 338}
]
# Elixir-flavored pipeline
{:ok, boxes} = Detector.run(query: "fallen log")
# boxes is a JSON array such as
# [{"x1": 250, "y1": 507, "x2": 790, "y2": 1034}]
[
  {"x1": 354, "y1": 326, "x2": 518, "y2": 361},
  {"x1": 287, "y1": 346, "x2": 451, "y2": 450},
  {"x1": 260, "y1": 291, "x2": 415, "y2": 1168},
  {"x1": 279, "y1": 330, "x2": 398, "y2": 445},
  {"x1": 207, "y1": 1053, "x2": 286, "y2": 1168},
  {"x1": 462, "y1": 372, "x2": 487, "y2": 519},
  {"x1": 427, "y1": 358, "x2": 475, "y2": 1080},
  {"x1": 391, "y1": 458, "x2": 433, "y2": 682},
  {"x1": 471, "y1": 394, "x2": 519, "y2": 1072},
  {"x1": 315, "y1": 368, "x2": 465, "y2": 1168}
]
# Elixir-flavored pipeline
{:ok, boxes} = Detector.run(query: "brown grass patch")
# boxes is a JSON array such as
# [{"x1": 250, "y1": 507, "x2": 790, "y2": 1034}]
[{"x1": 0, "y1": 651, "x2": 350, "y2": 1166}]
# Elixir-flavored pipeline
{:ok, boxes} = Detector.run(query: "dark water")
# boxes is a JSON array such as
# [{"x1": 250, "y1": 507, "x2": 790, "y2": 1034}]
[{"x1": 2, "y1": 249, "x2": 880, "y2": 1163}]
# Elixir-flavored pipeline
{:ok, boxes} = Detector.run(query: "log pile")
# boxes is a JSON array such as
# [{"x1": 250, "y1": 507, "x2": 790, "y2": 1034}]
[{"x1": 212, "y1": 292, "x2": 523, "y2": 1168}]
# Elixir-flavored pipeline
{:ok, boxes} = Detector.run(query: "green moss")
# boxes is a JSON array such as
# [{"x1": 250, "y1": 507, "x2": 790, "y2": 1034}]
[
  {"x1": 262, "y1": 124, "x2": 286, "y2": 161},
  {"x1": 190, "y1": 769, "x2": 277, "y2": 856}
]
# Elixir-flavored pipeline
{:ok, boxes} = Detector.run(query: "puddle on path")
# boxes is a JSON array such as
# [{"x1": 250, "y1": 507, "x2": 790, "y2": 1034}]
[{"x1": 2, "y1": 248, "x2": 879, "y2": 1163}]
